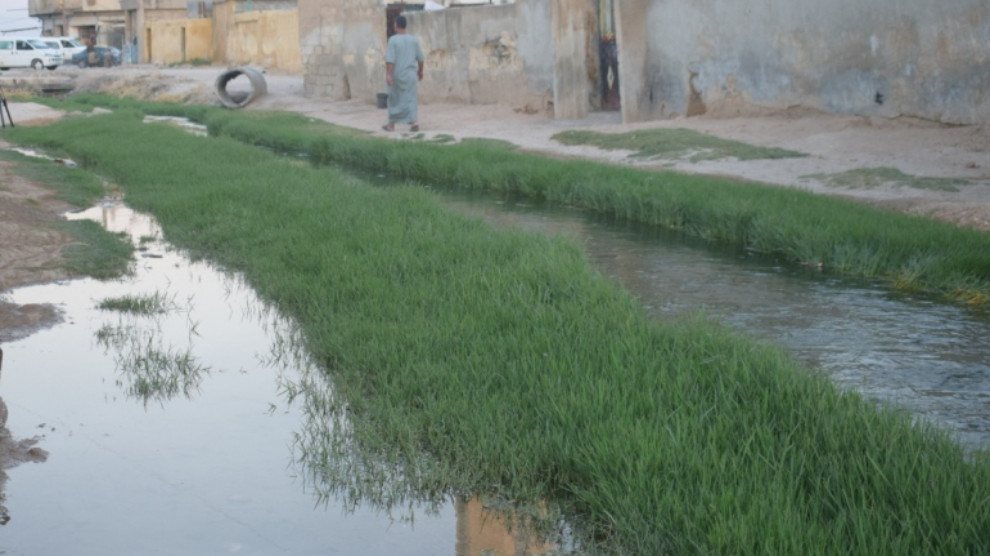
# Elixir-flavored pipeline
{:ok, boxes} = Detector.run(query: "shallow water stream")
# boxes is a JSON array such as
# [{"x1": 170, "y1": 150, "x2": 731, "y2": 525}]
[{"x1": 440, "y1": 190, "x2": 990, "y2": 452}]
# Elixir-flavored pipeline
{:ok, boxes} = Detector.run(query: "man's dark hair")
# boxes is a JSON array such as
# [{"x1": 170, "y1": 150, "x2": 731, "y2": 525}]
[{"x1": 395, "y1": 15, "x2": 407, "y2": 29}]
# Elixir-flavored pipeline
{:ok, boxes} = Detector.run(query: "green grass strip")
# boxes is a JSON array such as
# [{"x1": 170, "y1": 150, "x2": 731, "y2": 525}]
[
  {"x1": 208, "y1": 106, "x2": 990, "y2": 307},
  {"x1": 35, "y1": 95, "x2": 990, "y2": 306},
  {"x1": 552, "y1": 128, "x2": 807, "y2": 161},
  {"x1": 805, "y1": 167, "x2": 969, "y2": 192},
  {"x1": 7, "y1": 111, "x2": 990, "y2": 555}
]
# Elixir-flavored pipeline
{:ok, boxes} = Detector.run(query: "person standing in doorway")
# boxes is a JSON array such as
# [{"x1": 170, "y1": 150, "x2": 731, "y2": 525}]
[{"x1": 383, "y1": 15, "x2": 425, "y2": 132}]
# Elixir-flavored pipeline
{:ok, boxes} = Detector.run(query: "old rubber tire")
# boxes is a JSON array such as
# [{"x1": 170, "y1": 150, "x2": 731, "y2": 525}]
[
  {"x1": 77, "y1": 59, "x2": 88, "y2": 68},
  {"x1": 31, "y1": 59, "x2": 43, "y2": 70}
]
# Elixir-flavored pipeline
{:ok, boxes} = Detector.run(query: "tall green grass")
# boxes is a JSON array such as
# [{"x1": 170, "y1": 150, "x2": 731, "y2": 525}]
[
  {"x1": 7, "y1": 111, "x2": 990, "y2": 554},
  {"x1": 35, "y1": 95, "x2": 990, "y2": 306}
]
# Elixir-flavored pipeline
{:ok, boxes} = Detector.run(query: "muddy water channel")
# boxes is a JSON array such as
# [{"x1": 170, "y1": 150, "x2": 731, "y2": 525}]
[{"x1": 438, "y1": 190, "x2": 990, "y2": 453}]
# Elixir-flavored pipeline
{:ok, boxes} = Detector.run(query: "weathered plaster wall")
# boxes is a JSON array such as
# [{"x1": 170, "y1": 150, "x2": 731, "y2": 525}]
[
  {"x1": 551, "y1": 0, "x2": 598, "y2": 119},
  {"x1": 298, "y1": 0, "x2": 596, "y2": 116},
  {"x1": 211, "y1": 0, "x2": 235, "y2": 64},
  {"x1": 210, "y1": 1, "x2": 300, "y2": 72},
  {"x1": 145, "y1": 18, "x2": 212, "y2": 65},
  {"x1": 227, "y1": 10, "x2": 300, "y2": 71},
  {"x1": 299, "y1": 0, "x2": 382, "y2": 101},
  {"x1": 406, "y1": 1, "x2": 555, "y2": 114},
  {"x1": 617, "y1": 0, "x2": 990, "y2": 124}
]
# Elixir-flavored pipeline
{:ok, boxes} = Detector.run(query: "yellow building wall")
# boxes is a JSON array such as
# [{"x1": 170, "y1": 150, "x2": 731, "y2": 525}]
[
  {"x1": 210, "y1": 0, "x2": 235, "y2": 65},
  {"x1": 224, "y1": 10, "x2": 301, "y2": 73},
  {"x1": 146, "y1": 6, "x2": 299, "y2": 73},
  {"x1": 145, "y1": 18, "x2": 212, "y2": 65}
]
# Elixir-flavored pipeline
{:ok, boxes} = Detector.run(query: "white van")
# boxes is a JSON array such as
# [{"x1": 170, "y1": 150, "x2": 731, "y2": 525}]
[
  {"x1": 35, "y1": 36, "x2": 86, "y2": 59},
  {"x1": 0, "y1": 38, "x2": 62, "y2": 70}
]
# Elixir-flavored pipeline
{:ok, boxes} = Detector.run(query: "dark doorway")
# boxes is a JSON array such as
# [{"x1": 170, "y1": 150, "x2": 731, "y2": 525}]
[
  {"x1": 386, "y1": 3, "x2": 424, "y2": 38},
  {"x1": 78, "y1": 25, "x2": 97, "y2": 45},
  {"x1": 599, "y1": 0, "x2": 620, "y2": 110}
]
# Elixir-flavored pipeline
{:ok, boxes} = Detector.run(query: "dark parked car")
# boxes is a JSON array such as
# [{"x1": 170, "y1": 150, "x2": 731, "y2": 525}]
[{"x1": 72, "y1": 45, "x2": 121, "y2": 68}]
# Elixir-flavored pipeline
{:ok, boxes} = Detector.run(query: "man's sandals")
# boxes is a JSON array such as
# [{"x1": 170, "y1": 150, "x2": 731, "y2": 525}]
[{"x1": 381, "y1": 123, "x2": 419, "y2": 132}]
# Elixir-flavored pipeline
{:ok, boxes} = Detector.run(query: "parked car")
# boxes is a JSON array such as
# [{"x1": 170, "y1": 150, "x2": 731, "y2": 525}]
[
  {"x1": 72, "y1": 45, "x2": 121, "y2": 68},
  {"x1": 0, "y1": 38, "x2": 62, "y2": 70},
  {"x1": 36, "y1": 36, "x2": 86, "y2": 59}
]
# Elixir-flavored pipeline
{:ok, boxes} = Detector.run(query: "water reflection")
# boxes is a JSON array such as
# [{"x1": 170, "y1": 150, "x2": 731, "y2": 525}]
[
  {"x1": 0, "y1": 347, "x2": 50, "y2": 527},
  {"x1": 456, "y1": 496, "x2": 559, "y2": 556},
  {"x1": 267, "y1": 319, "x2": 567, "y2": 554},
  {"x1": 0, "y1": 200, "x2": 562, "y2": 554},
  {"x1": 440, "y1": 190, "x2": 990, "y2": 453},
  {"x1": 95, "y1": 320, "x2": 210, "y2": 405},
  {"x1": 143, "y1": 115, "x2": 209, "y2": 136}
]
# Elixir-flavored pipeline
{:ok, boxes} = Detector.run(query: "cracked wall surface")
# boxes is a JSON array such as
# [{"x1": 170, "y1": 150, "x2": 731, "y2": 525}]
[{"x1": 617, "y1": 0, "x2": 990, "y2": 124}]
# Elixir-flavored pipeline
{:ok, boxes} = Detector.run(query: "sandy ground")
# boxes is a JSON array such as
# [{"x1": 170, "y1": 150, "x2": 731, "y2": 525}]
[{"x1": 0, "y1": 63, "x2": 988, "y2": 519}]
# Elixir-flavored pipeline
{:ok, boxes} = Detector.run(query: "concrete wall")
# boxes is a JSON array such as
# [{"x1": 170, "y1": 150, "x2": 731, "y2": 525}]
[
  {"x1": 617, "y1": 0, "x2": 990, "y2": 125},
  {"x1": 299, "y1": 0, "x2": 382, "y2": 101},
  {"x1": 145, "y1": 4, "x2": 298, "y2": 71},
  {"x1": 211, "y1": 0, "x2": 235, "y2": 64},
  {"x1": 223, "y1": 8, "x2": 300, "y2": 71},
  {"x1": 122, "y1": 0, "x2": 188, "y2": 62},
  {"x1": 551, "y1": 0, "x2": 598, "y2": 119},
  {"x1": 145, "y1": 18, "x2": 212, "y2": 64},
  {"x1": 406, "y1": 2, "x2": 556, "y2": 114}
]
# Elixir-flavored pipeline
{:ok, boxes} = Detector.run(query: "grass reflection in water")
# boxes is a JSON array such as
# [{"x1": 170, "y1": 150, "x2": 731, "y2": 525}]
[
  {"x1": 265, "y1": 321, "x2": 571, "y2": 554},
  {"x1": 95, "y1": 292, "x2": 209, "y2": 405}
]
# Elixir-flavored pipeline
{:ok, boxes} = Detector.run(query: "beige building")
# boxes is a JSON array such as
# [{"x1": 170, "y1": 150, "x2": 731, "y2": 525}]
[
  {"x1": 138, "y1": 0, "x2": 299, "y2": 69},
  {"x1": 119, "y1": 0, "x2": 189, "y2": 62},
  {"x1": 28, "y1": 0, "x2": 129, "y2": 47},
  {"x1": 28, "y1": 0, "x2": 187, "y2": 62}
]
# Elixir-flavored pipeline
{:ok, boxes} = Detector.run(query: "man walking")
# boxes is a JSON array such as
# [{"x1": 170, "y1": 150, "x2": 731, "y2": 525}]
[{"x1": 383, "y1": 15, "x2": 425, "y2": 132}]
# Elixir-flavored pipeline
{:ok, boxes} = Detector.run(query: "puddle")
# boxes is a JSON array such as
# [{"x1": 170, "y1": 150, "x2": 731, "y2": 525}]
[
  {"x1": 143, "y1": 115, "x2": 209, "y2": 137},
  {"x1": 8, "y1": 146, "x2": 77, "y2": 167},
  {"x1": 0, "y1": 201, "x2": 560, "y2": 555}
]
